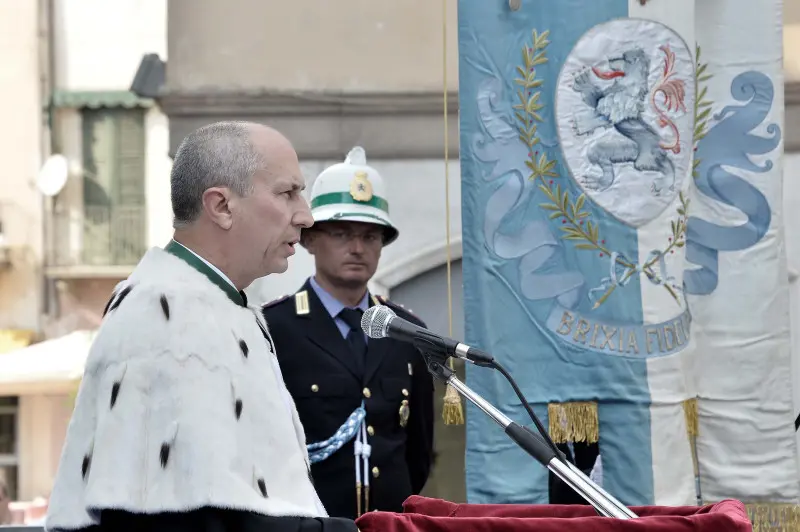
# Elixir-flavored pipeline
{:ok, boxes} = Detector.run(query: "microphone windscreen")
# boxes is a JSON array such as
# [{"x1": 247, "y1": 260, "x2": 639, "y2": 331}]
[{"x1": 361, "y1": 305, "x2": 396, "y2": 338}]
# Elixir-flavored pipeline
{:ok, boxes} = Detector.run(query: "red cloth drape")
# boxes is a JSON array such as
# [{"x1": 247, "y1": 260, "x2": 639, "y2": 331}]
[{"x1": 354, "y1": 496, "x2": 752, "y2": 532}]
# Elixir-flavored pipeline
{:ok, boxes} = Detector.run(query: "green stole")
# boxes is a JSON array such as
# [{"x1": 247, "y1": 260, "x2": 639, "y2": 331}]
[{"x1": 164, "y1": 240, "x2": 247, "y2": 307}]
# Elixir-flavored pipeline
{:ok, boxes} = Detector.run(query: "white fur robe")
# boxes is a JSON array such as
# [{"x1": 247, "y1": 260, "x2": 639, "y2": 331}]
[{"x1": 46, "y1": 247, "x2": 326, "y2": 531}]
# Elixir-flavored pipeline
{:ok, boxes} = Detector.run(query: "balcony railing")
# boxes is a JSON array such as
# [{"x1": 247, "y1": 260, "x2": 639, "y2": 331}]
[{"x1": 46, "y1": 204, "x2": 146, "y2": 274}]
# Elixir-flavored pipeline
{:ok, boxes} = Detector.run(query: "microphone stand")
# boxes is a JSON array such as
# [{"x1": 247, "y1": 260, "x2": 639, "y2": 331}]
[{"x1": 419, "y1": 348, "x2": 638, "y2": 519}]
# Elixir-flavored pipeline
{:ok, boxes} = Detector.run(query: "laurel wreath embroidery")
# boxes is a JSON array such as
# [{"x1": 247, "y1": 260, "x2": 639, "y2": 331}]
[
  {"x1": 514, "y1": 29, "x2": 689, "y2": 309},
  {"x1": 693, "y1": 44, "x2": 713, "y2": 178}
]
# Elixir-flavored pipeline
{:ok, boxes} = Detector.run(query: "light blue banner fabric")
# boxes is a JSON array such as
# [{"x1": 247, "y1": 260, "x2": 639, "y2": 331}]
[{"x1": 457, "y1": 0, "x2": 654, "y2": 505}]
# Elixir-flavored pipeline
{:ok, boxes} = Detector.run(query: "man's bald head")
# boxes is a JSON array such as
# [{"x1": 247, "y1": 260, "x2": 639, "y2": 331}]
[{"x1": 170, "y1": 121, "x2": 292, "y2": 228}]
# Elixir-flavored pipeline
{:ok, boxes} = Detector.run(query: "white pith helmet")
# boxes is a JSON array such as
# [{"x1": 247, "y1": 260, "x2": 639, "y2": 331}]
[{"x1": 306, "y1": 146, "x2": 398, "y2": 245}]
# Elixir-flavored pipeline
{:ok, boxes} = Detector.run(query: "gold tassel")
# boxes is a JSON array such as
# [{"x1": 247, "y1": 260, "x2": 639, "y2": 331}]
[
  {"x1": 439, "y1": 0, "x2": 463, "y2": 428},
  {"x1": 682, "y1": 397, "x2": 698, "y2": 438},
  {"x1": 442, "y1": 358, "x2": 464, "y2": 425},
  {"x1": 746, "y1": 503, "x2": 800, "y2": 532},
  {"x1": 683, "y1": 398, "x2": 702, "y2": 504},
  {"x1": 547, "y1": 402, "x2": 599, "y2": 444}
]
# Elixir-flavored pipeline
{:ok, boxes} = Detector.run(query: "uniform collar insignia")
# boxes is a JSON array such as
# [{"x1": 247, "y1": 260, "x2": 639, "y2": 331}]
[{"x1": 295, "y1": 291, "x2": 310, "y2": 315}]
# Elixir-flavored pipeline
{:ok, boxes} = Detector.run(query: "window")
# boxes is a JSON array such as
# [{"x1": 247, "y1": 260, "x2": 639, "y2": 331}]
[
  {"x1": 81, "y1": 108, "x2": 147, "y2": 266},
  {"x1": 0, "y1": 397, "x2": 18, "y2": 500}
]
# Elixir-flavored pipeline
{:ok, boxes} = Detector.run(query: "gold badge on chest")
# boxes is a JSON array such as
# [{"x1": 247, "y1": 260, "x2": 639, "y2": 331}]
[{"x1": 399, "y1": 399, "x2": 410, "y2": 428}]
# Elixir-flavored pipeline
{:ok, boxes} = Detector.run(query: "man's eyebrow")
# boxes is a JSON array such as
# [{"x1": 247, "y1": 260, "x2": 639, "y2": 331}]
[{"x1": 277, "y1": 179, "x2": 306, "y2": 192}]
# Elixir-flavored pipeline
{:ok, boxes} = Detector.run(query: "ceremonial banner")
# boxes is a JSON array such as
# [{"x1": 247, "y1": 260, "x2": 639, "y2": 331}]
[
  {"x1": 458, "y1": 0, "x2": 799, "y2": 516},
  {"x1": 690, "y1": 0, "x2": 799, "y2": 515},
  {"x1": 459, "y1": 0, "x2": 699, "y2": 506}
]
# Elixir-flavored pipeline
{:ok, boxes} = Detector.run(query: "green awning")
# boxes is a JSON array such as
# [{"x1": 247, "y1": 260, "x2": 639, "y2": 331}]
[{"x1": 51, "y1": 90, "x2": 154, "y2": 109}]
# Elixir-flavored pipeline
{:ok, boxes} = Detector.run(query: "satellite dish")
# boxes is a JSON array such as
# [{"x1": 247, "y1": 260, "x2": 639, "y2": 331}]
[{"x1": 37, "y1": 154, "x2": 69, "y2": 197}]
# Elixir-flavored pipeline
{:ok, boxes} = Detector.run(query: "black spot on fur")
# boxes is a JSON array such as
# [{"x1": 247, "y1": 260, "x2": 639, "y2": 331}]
[
  {"x1": 160, "y1": 443, "x2": 171, "y2": 468},
  {"x1": 239, "y1": 340, "x2": 249, "y2": 358},
  {"x1": 102, "y1": 293, "x2": 116, "y2": 317},
  {"x1": 81, "y1": 454, "x2": 91, "y2": 479},
  {"x1": 110, "y1": 382, "x2": 121, "y2": 409},
  {"x1": 160, "y1": 295, "x2": 170, "y2": 320},
  {"x1": 108, "y1": 285, "x2": 134, "y2": 313},
  {"x1": 235, "y1": 399, "x2": 243, "y2": 420},
  {"x1": 257, "y1": 478, "x2": 267, "y2": 497}
]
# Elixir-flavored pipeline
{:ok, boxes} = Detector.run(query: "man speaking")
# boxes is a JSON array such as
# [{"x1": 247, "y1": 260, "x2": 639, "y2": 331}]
[{"x1": 45, "y1": 122, "x2": 355, "y2": 532}]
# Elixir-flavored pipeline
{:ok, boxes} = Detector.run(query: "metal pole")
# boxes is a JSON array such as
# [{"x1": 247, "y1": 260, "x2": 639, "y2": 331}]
[{"x1": 447, "y1": 375, "x2": 637, "y2": 519}]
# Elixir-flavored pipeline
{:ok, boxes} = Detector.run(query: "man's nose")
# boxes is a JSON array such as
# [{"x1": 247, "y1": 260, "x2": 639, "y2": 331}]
[
  {"x1": 348, "y1": 235, "x2": 366, "y2": 254},
  {"x1": 294, "y1": 198, "x2": 314, "y2": 228}
]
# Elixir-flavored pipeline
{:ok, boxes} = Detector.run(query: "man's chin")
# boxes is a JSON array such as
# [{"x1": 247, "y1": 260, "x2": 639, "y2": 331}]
[
  {"x1": 265, "y1": 258, "x2": 290, "y2": 276},
  {"x1": 336, "y1": 274, "x2": 371, "y2": 289}
]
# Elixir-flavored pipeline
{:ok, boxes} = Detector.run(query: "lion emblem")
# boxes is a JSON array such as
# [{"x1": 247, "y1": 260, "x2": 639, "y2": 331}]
[{"x1": 570, "y1": 45, "x2": 687, "y2": 196}]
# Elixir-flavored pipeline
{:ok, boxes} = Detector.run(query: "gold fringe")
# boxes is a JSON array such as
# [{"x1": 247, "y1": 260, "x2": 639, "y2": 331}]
[
  {"x1": 547, "y1": 401, "x2": 598, "y2": 444},
  {"x1": 746, "y1": 503, "x2": 800, "y2": 532},
  {"x1": 682, "y1": 397, "x2": 698, "y2": 438},
  {"x1": 443, "y1": 370, "x2": 465, "y2": 425}
]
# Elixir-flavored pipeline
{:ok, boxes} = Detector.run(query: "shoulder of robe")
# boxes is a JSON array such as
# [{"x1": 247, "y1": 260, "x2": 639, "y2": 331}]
[
  {"x1": 101, "y1": 281, "x2": 209, "y2": 321},
  {"x1": 90, "y1": 282, "x2": 245, "y2": 375}
]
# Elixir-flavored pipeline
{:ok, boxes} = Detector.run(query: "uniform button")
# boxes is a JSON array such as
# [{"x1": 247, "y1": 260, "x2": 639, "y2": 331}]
[
  {"x1": 367, "y1": 425, "x2": 375, "y2": 436},
  {"x1": 371, "y1": 467, "x2": 380, "y2": 478},
  {"x1": 402, "y1": 388, "x2": 409, "y2": 397},
  {"x1": 311, "y1": 384, "x2": 319, "y2": 392},
  {"x1": 363, "y1": 387, "x2": 371, "y2": 398}
]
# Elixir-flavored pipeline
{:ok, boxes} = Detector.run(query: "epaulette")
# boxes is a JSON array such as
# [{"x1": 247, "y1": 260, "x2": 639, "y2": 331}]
[
  {"x1": 374, "y1": 294, "x2": 419, "y2": 320},
  {"x1": 262, "y1": 293, "x2": 291, "y2": 309},
  {"x1": 294, "y1": 290, "x2": 310, "y2": 315},
  {"x1": 262, "y1": 290, "x2": 310, "y2": 315}
]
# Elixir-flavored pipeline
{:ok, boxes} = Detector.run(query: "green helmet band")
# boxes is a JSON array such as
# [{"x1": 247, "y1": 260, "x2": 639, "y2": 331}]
[{"x1": 310, "y1": 192, "x2": 389, "y2": 213}]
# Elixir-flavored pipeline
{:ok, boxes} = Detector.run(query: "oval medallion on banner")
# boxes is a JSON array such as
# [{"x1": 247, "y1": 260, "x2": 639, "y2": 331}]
[{"x1": 555, "y1": 18, "x2": 695, "y2": 227}]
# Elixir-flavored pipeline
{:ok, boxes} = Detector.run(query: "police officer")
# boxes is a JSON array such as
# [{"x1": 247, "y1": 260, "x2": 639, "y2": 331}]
[{"x1": 263, "y1": 147, "x2": 435, "y2": 520}]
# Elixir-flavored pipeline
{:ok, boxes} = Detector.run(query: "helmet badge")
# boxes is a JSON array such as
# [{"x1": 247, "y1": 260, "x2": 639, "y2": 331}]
[{"x1": 349, "y1": 171, "x2": 373, "y2": 202}]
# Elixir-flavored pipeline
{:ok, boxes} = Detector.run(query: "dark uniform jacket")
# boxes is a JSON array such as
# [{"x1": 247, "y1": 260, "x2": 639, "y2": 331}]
[{"x1": 262, "y1": 279, "x2": 435, "y2": 520}]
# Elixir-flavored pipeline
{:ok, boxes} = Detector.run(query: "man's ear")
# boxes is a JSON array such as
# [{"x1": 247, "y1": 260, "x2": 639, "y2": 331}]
[{"x1": 202, "y1": 187, "x2": 233, "y2": 230}]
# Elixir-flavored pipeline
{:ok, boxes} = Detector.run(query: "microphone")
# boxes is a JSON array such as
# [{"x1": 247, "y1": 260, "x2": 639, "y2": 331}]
[{"x1": 361, "y1": 305, "x2": 494, "y2": 366}]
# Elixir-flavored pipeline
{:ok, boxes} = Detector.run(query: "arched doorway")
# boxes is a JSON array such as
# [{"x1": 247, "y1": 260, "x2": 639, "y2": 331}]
[{"x1": 388, "y1": 258, "x2": 467, "y2": 503}]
